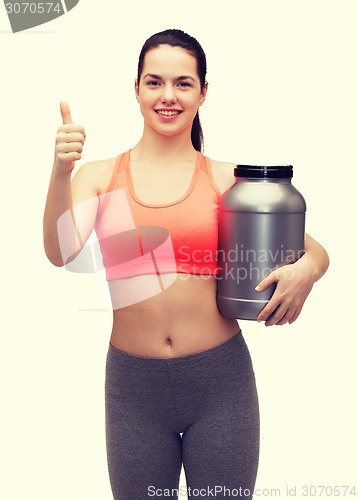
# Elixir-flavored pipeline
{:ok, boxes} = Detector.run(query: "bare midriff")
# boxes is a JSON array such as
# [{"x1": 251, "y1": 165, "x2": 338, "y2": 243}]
[{"x1": 109, "y1": 274, "x2": 240, "y2": 358}]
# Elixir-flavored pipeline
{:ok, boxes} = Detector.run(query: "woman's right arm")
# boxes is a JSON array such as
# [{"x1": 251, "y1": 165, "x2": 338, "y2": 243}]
[{"x1": 43, "y1": 101, "x2": 98, "y2": 266}]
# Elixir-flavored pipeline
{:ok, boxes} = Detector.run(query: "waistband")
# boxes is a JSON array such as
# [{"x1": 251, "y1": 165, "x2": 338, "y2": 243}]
[{"x1": 107, "y1": 330, "x2": 243, "y2": 369}]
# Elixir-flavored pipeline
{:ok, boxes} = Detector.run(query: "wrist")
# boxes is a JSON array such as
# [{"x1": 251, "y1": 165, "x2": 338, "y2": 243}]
[{"x1": 52, "y1": 161, "x2": 73, "y2": 180}]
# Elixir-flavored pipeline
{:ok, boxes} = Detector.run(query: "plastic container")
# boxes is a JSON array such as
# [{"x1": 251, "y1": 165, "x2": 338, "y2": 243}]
[{"x1": 216, "y1": 164, "x2": 306, "y2": 320}]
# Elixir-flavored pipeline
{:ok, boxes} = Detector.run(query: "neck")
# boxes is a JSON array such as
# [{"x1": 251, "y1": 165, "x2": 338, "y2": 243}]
[{"x1": 132, "y1": 125, "x2": 198, "y2": 162}]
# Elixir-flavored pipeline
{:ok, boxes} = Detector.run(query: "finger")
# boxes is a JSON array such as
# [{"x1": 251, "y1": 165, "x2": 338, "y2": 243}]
[
  {"x1": 275, "y1": 308, "x2": 295, "y2": 326},
  {"x1": 264, "y1": 303, "x2": 289, "y2": 326},
  {"x1": 57, "y1": 126, "x2": 87, "y2": 141},
  {"x1": 257, "y1": 294, "x2": 280, "y2": 322},
  {"x1": 60, "y1": 100, "x2": 73, "y2": 125},
  {"x1": 288, "y1": 305, "x2": 303, "y2": 324},
  {"x1": 56, "y1": 141, "x2": 83, "y2": 154},
  {"x1": 57, "y1": 132, "x2": 86, "y2": 145},
  {"x1": 57, "y1": 151, "x2": 82, "y2": 164},
  {"x1": 255, "y1": 270, "x2": 277, "y2": 292}
]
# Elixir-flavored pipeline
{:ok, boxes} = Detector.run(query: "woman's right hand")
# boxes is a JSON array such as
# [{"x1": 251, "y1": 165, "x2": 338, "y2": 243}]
[{"x1": 54, "y1": 101, "x2": 87, "y2": 173}]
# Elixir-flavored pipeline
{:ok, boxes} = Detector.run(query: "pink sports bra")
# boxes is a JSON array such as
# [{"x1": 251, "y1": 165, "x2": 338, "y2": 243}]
[{"x1": 95, "y1": 149, "x2": 222, "y2": 281}]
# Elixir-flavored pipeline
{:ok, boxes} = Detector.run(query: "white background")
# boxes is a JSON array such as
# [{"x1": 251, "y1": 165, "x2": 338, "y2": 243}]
[{"x1": 1, "y1": 1, "x2": 357, "y2": 498}]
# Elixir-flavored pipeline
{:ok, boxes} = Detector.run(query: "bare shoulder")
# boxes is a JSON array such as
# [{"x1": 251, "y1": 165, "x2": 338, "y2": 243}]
[
  {"x1": 209, "y1": 158, "x2": 236, "y2": 195},
  {"x1": 71, "y1": 156, "x2": 117, "y2": 202}
]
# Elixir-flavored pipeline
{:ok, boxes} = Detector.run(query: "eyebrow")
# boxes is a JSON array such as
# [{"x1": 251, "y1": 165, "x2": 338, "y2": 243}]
[{"x1": 142, "y1": 73, "x2": 196, "y2": 82}]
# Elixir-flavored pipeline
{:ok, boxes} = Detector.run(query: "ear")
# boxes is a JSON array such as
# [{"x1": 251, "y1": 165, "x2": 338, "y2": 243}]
[
  {"x1": 199, "y1": 81, "x2": 208, "y2": 107},
  {"x1": 134, "y1": 79, "x2": 140, "y2": 102}
]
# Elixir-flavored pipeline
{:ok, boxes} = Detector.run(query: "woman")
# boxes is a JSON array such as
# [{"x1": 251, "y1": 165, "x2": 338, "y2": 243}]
[{"x1": 43, "y1": 29, "x2": 329, "y2": 499}]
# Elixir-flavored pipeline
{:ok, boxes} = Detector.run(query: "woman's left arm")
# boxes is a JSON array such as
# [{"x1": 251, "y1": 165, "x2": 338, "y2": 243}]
[{"x1": 255, "y1": 233, "x2": 330, "y2": 326}]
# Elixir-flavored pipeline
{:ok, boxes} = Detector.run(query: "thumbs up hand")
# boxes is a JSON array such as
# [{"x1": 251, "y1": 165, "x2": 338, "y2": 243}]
[{"x1": 54, "y1": 101, "x2": 87, "y2": 173}]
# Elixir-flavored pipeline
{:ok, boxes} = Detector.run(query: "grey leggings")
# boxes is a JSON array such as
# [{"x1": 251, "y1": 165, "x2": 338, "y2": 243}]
[{"x1": 105, "y1": 330, "x2": 260, "y2": 499}]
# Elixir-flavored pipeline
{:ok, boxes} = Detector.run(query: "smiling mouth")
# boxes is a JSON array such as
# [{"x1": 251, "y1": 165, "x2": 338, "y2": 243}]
[{"x1": 155, "y1": 110, "x2": 182, "y2": 116}]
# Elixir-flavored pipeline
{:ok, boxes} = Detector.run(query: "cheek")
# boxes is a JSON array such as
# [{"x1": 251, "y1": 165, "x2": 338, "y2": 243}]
[
  {"x1": 186, "y1": 91, "x2": 204, "y2": 107},
  {"x1": 140, "y1": 91, "x2": 158, "y2": 107},
  {"x1": 138, "y1": 95, "x2": 157, "y2": 119}
]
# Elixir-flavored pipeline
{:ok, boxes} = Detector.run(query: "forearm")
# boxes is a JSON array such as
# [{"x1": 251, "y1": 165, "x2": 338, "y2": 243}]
[
  {"x1": 302, "y1": 232, "x2": 330, "y2": 283},
  {"x1": 43, "y1": 162, "x2": 73, "y2": 266}
]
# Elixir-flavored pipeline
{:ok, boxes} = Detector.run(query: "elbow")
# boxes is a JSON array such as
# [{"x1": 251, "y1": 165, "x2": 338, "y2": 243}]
[
  {"x1": 51, "y1": 257, "x2": 65, "y2": 268},
  {"x1": 44, "y1": 248, "x2": 65, "y2": 268},
  {"x1": 317, "y1": 240, "x2": 330, "y2": 274},
  {"x1": 324, "y1": 247, "x2": 330, "y2": 273},
  {"x1": 303, "y1": 233, "x2": 330, "y2": 282},
  {"x1": 43, "y1": 238, "x2": 65, "y2": 268},
  {"x1": 314, "y1": 245, "x2": 330, "y2": 282}
]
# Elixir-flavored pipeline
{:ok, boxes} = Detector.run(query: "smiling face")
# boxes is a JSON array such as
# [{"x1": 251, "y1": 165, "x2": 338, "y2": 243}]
[{"x1": 135, "y1": 44, "x2": 207, "y2": 140}]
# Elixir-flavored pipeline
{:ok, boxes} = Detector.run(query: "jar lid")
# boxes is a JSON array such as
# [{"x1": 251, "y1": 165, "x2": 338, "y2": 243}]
[{"x1": 234, "y1": 165, "x2": 293, "y2": 178}]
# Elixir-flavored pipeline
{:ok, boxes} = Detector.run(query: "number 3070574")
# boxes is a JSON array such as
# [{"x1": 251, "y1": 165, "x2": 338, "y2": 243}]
[{"x1": 5, "y1": 3, "x2": 62, "y2": 14}]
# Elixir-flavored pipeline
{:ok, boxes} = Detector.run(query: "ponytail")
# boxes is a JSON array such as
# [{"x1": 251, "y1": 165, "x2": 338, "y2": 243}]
[{"x1": 191, "y1": 111, "x2": 204, "y2": 152}]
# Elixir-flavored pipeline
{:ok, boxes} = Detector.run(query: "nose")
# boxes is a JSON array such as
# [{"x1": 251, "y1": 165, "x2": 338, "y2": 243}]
[{"x1": 160, "y1": 84, "x2": 177, "y2": 104}]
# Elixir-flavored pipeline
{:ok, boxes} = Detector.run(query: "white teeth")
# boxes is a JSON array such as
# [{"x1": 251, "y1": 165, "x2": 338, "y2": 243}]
[{"x1": 157, "y1": 110, "x2": 180, "y2": 116}]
